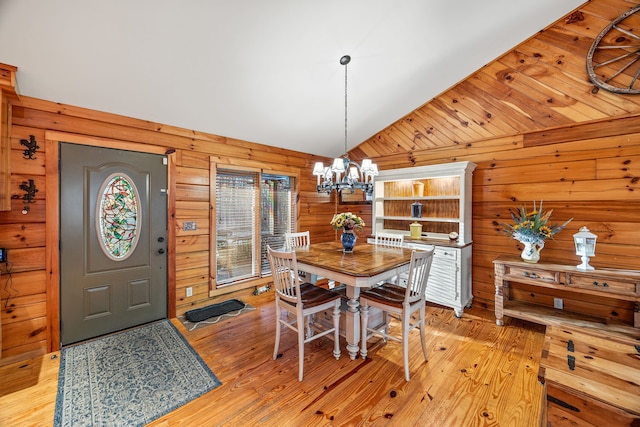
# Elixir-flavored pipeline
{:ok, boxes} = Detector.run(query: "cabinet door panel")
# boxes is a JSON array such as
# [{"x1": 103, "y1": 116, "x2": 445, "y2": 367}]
[{"x1": 426, "y1": 249, "x2": 458, "y2": 300}]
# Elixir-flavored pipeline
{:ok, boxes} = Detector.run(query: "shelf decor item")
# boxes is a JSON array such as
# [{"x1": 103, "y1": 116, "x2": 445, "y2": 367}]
[
  {"x1": 500, "y1": 201, "x2": 572, "y2": 263},
  {"x1": 410, "y1": 222, "x2": 422, "y2": 239},
  {"x1": 411, "y1": 201, "x2": 422, "y2": 218},
  {"x1": 411, "y1": 181, "x2": 424, "y2": 218},
  {"x1": 330, "y1": 212, "x2": 365, "y2": 253},
  {"x1": 573, "y1": 226, "x2": 597, "y2": 271}
]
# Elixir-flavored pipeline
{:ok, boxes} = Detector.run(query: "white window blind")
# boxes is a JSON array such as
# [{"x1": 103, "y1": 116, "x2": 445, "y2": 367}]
[
  {"x1": 216, "y1": 169, "x2": 258, "y2": 285},
  {"x1": 260, "y1": 174, "x2": 294, "y2": 274}
]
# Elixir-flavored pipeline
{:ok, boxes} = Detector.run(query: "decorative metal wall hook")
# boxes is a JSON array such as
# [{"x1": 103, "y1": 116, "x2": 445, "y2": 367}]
[
  {"x1": 20, "y1": 179, "x2": 38, "y2": 203},
  {"x1": 20, "y1": 135, "x2": 40, "y2": 159}
]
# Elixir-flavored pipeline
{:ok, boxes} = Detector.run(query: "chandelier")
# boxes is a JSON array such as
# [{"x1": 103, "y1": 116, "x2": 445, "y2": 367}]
[{"x1": 313, "y1": 55, "x2": 378, "y2": 195}]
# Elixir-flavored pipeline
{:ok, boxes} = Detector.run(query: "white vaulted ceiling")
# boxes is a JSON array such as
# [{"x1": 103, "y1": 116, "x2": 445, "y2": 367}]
[{"x1": 0, "y1": 0, "x2": 585, "y2": 158}]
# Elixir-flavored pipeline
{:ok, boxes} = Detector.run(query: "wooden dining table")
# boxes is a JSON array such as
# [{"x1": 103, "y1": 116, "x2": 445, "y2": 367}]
[{"x1": 294, "y1": 240, "x2": 413, "y2": 359}]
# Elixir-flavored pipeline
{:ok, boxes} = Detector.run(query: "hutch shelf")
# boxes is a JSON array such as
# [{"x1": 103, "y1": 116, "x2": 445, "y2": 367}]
[{"x1": 371, "y1": 161, "x2": 476, "y2": 317}]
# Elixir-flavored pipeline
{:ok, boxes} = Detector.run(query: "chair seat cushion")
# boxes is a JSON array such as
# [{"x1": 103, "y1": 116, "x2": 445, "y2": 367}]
[
  {"x1": 360, "y1": 283, "x2": 414, "y2": 308},
  {"x1": 298, "y1": 282, "x2": 342, "y2": 308}
]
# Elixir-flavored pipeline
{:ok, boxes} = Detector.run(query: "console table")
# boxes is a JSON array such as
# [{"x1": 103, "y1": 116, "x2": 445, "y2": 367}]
[
  {"x1": 493, "y1": 255, "x2": 640, "y2": 334},
  {"x1": 494, "y1": 256, "x2": 640, "y2": 425}
]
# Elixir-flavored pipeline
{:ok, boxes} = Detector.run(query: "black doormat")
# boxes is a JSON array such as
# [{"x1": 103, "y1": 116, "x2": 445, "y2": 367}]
[{"x1": 184, "y1": 299, "x2": 247, "y2": 322}]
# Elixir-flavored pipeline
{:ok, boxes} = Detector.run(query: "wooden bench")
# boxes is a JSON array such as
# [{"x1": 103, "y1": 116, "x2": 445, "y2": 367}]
[{"x1": 538, "y1": 325, "x2": 640, "y2": 426}]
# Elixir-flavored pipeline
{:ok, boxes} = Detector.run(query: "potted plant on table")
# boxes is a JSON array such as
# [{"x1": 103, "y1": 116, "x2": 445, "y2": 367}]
[
  {"x1": 330, "y1": 212, "x2": 365, "y2": 253},
  {"x1": 500, "y1": 201, "x2": 572, "y2": 263}
]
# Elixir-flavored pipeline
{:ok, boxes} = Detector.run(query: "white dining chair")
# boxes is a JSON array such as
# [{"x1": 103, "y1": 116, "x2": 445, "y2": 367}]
[
  {"x1": 267, "y1": 245, "x2": 341, "y2": 381},
  {"x1": 285, "y1": 230, "x2": 334, "y2": 288},
  {"x1": 284, "y1": 231, "x2": 310, "y2": 249},
  {"x1": 374, "y1": 232, "x2": 405, "y2": 284},
  {"x1": 359, "y1": 248, "x2": 435, "y2": 381},
  {"x1": 374, "y1": 232, "x2": 405, "y2": 248},
  {"x1": 285, "y1": 230, "x2": 313, "y2": 281}
]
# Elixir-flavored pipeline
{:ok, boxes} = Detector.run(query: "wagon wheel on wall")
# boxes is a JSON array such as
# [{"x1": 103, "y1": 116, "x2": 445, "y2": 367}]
[{"x1": 587, "y1": 5, "x2": 640, "y2": 94}]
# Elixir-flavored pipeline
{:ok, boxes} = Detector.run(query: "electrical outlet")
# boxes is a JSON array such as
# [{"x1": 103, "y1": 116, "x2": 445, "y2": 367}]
[
  {"x1": 553, "y1": 297, "x2": 563, "y2": 310},
  {"x1": 186, "y1": 287, "x2": 193, "y2": 297}
]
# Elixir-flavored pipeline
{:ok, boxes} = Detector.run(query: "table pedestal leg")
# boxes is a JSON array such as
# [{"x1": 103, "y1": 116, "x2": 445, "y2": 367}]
[{"x1": 345, "y1": 286, "x2": 360, "y2": 360}]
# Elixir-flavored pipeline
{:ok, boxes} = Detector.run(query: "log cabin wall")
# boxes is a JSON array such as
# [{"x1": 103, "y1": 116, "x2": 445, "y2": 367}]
[
  {"x1": 346, "y1": 0, "x2": 640, "y2": 319},
  {"x1": 0, "y1": 96, "x2": 339, "y2": 361}
]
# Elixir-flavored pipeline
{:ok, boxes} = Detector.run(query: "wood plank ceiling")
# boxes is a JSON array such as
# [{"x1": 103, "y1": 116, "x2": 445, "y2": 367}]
[{"x1": 353, "y1": 0, "x2": 640, "y2": 163}]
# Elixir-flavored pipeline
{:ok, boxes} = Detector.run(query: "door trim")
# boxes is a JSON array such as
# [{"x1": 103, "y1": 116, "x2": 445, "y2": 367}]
[{"x1": 45, "y1": 131, "x2": 175, "y2": 352}]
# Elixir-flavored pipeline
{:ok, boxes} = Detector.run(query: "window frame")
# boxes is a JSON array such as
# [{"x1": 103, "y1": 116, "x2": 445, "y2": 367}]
[{"x1": 210, "y1": 161, "x2": 298, "y2": 291}]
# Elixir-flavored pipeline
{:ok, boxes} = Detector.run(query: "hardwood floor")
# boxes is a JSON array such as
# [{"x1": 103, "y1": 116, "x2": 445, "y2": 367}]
[{"x1": 0, "y1": 289, "x2": 546, "y2": 426}]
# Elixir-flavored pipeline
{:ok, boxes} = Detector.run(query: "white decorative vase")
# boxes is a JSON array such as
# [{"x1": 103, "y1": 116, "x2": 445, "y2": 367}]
[{"x1": 520, "y1": 241, "x2": 544, "y2": 263}]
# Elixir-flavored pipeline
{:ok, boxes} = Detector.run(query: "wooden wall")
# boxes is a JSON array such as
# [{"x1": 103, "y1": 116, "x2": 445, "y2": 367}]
[
  {"x1": 353, "y1": 0, "x2": 640, "y2": 157},
  {"x1": 0, "y1": 96, "x2": 338, "y2": 362},
  {"x1": 346, "y1": 0, "x2": 640, "y2": 323},
  {"x1": 353, "y1": 126, "x2": 640, "y2": 324}
]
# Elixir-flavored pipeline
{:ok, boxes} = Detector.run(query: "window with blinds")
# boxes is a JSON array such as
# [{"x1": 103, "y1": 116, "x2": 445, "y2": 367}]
[
  {"x1": 260, "y1": 174, "x2": 294, "y2": 274},
  {"x1": 216, "y1": 170, "x2": 258, "y2": 285},
  {"x1": 215, "y1": 169, "x2": 294, "y2": 285}
]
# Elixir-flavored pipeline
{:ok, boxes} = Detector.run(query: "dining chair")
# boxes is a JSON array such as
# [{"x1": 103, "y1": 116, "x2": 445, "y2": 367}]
[
  {"x1": 284, "y1": 231, "x2": 313, "y2": 282},
  {"x1": 284, "y1": 231, "x2": 310, "y2": 249},
  {"x1": 374, "y1": 232, "x2": 405, "y2": 248},
  {"x1": 267, "y1": 245, "x2": 341, "y2": 381},
  {"x1": 374, "y1": 232, "x2": 405, "y2": 284},
  {"x1": 359, "y1": 248, "x2": 435, "y2": 381},
  {"x1": 285, "y1": 231, "x2": 334, "y2": 288}
]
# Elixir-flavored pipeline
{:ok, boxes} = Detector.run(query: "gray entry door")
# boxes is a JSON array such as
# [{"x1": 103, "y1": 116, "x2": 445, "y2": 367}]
[{"x1": 60, "y1": 143, "x2": 167, "y2": 345}]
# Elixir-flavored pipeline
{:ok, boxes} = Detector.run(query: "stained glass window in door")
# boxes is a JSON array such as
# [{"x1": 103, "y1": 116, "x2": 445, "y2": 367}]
[{"x1": 96, "y1": 173, "x2": 141, "y2": 260}]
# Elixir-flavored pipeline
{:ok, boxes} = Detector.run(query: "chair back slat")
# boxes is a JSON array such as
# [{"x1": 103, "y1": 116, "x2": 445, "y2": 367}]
[
  {"x1": 405, "y1": 248, "x2": 435, "y2": 303},
  {"x1": 374, "y1": 232, "x2": 404, "y2": 248},
  {"x1": 267, "y1": 246, "x2": 301, "y2": 303},
  {"x1": 284, "y1": 231, "x2": 311, "y2": 249}
]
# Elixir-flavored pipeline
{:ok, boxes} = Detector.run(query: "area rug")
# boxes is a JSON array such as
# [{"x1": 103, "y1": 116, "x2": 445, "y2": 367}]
[
  {"x1": 54, "y1": 320, "x2": 221, "y2": 427},
  {"x1": 179, "y1": 299, "x2": 256, "y2": 332}
]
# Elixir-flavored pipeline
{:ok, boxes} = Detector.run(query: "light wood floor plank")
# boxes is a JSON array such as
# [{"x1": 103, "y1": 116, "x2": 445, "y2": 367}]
[{"x1": 0, "y1": 289, "x2": 546, "y2": 426}]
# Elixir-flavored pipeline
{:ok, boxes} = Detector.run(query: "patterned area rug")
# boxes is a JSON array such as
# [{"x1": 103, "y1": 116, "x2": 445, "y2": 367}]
[
  {"x1": 54, "y1": 320, "x2": 221, "y2": 427},
  {"x1": 179, "y1": 300, "x2": 256, "y2": 332}
]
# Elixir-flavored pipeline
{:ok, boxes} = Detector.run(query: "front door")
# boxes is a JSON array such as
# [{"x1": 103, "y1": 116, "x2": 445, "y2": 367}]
[{"x1": 59, "y1": 143, "x2": 167, "y2": 345}]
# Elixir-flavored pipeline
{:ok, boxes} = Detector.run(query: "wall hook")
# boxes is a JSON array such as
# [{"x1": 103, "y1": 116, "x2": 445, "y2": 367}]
[
  {"x1": 20, "y1": 135, "x2": 40, "y2": 160},
  {"x1": 20, "y1": 179, "x2": 38, "y2": 203}
]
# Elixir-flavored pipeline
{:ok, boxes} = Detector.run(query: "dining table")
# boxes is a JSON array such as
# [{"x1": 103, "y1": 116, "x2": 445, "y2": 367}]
[{"x1": 293, "y1": 240, "x2": 413, "y2": 359}]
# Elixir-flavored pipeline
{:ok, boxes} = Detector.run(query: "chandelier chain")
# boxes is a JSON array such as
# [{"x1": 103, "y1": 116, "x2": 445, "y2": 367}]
[{"x1": 344, "y1": 59, "x2": 348, "y2": 156}]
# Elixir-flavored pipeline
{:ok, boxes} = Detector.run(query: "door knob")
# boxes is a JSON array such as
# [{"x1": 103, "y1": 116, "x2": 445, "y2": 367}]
[
  {"x1": 157, "y1": 237, "x2": 165, "y2": 243},
  {"x1": 157, "y1": 248, "x2": 165, "y2": 254}
]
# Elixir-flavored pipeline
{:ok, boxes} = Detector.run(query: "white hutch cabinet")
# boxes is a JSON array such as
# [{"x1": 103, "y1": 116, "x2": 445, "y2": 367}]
[{"x1": 370, "y1": 161, "x2": 476, "y2": 317}]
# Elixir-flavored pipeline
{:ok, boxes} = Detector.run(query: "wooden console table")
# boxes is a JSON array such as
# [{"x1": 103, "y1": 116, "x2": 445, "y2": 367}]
[
  {"x1": 493, "y1": 255, "x2": 640, "y2": 334},
  {"x1": 494, "y1": 256, "x2": 640, "y2": 425}
]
